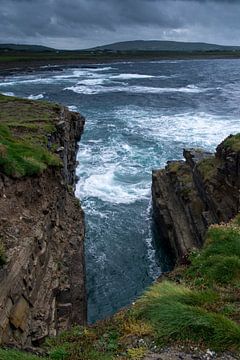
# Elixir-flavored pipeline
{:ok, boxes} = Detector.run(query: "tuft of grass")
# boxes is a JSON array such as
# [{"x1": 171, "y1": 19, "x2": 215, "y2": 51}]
[
  {"x1": 127, "y1": 347, "x2": 147, "y2": 359},
  {"x1": 223, "y1": 133, "x2": 240, "y2": 152},
  {"x1": 187, "y1": 224, "x2": 240, "y2": 286},
  {"x1": 121, "y1": 320, "x2": 154, "y2": 338},
  {"x1": 197, "y1": 157, "x2": 220, "y2": 181},
  {"x1": 134, "y1": 281, "x2": 240, "y2": 351}
]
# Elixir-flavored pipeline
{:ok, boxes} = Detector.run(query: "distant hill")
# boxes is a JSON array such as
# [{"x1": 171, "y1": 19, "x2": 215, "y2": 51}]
[
  {"x1": 0, "y1": 44, "x2": 56, "y2": 52},
  {"x1": 89, "y1": 40, "x2": 240, "y2": 52}
]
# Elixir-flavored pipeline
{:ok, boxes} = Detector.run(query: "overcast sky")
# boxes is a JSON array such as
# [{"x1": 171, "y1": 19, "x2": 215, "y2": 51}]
[{"x1": 0, "y1": 0, "x2": 240, "y2": 49}]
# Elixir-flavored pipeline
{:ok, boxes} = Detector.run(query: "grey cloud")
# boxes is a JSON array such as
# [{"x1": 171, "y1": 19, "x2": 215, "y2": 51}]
[{"x1": 0, "y1": 0, "x2": 239, "y2": 49}]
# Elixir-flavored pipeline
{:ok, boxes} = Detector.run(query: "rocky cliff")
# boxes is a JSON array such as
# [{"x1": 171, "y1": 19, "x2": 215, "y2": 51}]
[
  {"x1": 152, "y1": 134, "x2": 240, "y2": 260},
  {"x1": 0, "y1": 95, "x2": 86, "y2": 347}
]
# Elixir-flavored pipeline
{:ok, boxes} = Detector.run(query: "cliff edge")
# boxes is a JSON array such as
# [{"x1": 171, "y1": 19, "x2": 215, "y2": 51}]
[
  {"x1": 0, "y1": 95, "x2": 86, "y2": 347},
  {"x1": 152, "y1": 134, "x2": 240, "y2": 260}
]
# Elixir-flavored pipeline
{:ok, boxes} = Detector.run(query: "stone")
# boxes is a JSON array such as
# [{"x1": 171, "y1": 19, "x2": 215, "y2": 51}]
[
  {"x1": 152, "y1": 136, "x2": 240, "y2": 261},
  {"x1": 9, "y1": 297, "x2": 29, "y2": 331},
  {"x1": 0, "y1": 107, "x2": 86, "y2": 347}
]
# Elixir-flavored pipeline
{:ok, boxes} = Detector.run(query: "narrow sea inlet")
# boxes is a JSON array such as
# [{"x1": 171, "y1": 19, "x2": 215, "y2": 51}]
[{"x1": 0, "y1": 59, "x2": 239, "y2": 322}]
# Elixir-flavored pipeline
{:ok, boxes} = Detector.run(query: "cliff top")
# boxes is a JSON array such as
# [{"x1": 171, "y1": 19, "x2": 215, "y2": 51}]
[
  {"x1": 1, "y1": 215, "x2": 239, "y2": 359},
  {"x1": 222, "y1": 134, "x2": 240, "y2": 152},
  {"x1": 0, "y1": 94, "x2": 62, "y2": 177}
]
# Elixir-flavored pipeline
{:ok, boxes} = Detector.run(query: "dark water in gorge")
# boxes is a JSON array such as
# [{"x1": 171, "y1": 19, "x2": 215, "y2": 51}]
[{"x1": 0, "y1": 59, "x2": 239, "y2": 322}]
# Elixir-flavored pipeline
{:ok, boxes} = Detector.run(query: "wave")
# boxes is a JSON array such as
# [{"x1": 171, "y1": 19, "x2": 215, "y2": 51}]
[
  {"x1": 67, "y1": 105, "x2": 78, "y2": 112},
  {"x1": 65, "y1": 84, "x2": 207, "y2": 95},
  {"x1": 78, "y1": 78, "x2": 107, "y2": 86},
  {"x1": 28, "y1": 94, "x2": 44, "y2": 100},
  {"x1": 116, "y1": 107, "x2": 240, "y2": 151},
  {"x1": 0, "y1": 78, "x2": 57, "y2": 86},
  {"x1": 76, "y1": 168, "x2": 149, "y2": 204},
  {"x1": 89, "y1": 66, "x2": 115, "y2": 72},
  {"x1": 1, "y1": 91, "x2": 15, "y2": 97},
  {"x1": 110, "y1": 73, "x2": 154, "y2": 80}
]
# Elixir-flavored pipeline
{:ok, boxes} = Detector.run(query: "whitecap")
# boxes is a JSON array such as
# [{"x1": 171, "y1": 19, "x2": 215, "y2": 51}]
[
  {"x1": 68, "y1": 105, "x2": 78, "y2": 112},
  {"x1": 76, "y1": 168, "x2": 149, "y2": 204},
  {"x1": 89, "y1": 66, "x2": 115, "y2": 72},
  {"x1": 127, "y1": 85, "x2": 206, "y2": 94},
  {"x1": 0, "y1": 78, "x2": 56, "y2": 86},
  {"x1": 78, "y1": 78, "x2": 107, "y2": 86},
  {"x1": 110, "y1": 73, "x2": 154, "y2": 80},
  {"x1": 65, "y1": 84, "x2": 207, "y2": 95},
  {"x1": 1, "y1": 92, "x2": 15, "y2": 97},
  {"x1": 28, "y1": 94, "x2": 44, "y2": 100},
  {"x1": 116, "y1": 107, "x2": 240, "y2": 152}
]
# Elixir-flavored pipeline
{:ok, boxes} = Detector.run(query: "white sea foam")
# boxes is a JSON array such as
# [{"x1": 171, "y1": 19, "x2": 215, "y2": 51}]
[
  {"x1": 28, "y1": 94, "x2": 44, "y2": 100},
  {"x1": 89, "y1": 66, "x2": 115, "y2": 72},
  {"x1": 0, "y1": 78, "x2": 56, "y2": 86},
  {"x1": 65, "y1": 84, "x2": 207, "y2": 95},
  {"x1": 76, "y1": 167, "x2": 149, "y2": 204},
  {"x1": 78, "y1": 78, "x2": 107, "y2": 86},
  {"x1": 110, "y1": 73, "x2": 154, "y2": 80},
  {"x1": 117, "y1": 107, "x2": 240, "y2": 152},
  {"x1": 1, "y1": 92, "x2": 15, "y2": 96},
  {"x1": 145, "y1": 198, "x2": 161, "y2": 278},
  {"x1": 53, "y1": 70, "x2": 90, "y2": 79},
  {"x1": 68, "y1": 105, "x2": 78, "y2": 112}
]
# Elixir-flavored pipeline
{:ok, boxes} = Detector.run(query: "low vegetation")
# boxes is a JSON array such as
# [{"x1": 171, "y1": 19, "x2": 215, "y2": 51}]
[
  {"x1": 197, "y1": 156, "x2": 220, "y2": 181},
  {"x1": 2, "y1": 49, "x2": 240, "y2": 67},
  {"x1": 0, "y1": 95, "x2": 62, "y2": 177},
  {"x1": 1, "y1": 216, "x2": 239, "y2": 359},
  {"x1": 223, "y1": 133, "x2": 240, "y2": 152},
  {"x1": 0, "y1": 349, "x2": 47, "y2": 360}
]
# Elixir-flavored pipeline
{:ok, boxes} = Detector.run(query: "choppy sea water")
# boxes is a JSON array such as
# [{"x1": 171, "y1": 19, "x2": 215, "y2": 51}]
[{"x1": 0, "y1": 59, "x2": 240, "y2": 322}]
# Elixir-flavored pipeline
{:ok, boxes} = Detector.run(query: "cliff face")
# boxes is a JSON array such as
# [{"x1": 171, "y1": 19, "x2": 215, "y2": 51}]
[
  {"x1": 0, "y1": 99, "x2": 86, "y2": 347},
  {"x1": 152, "y1": 135, "x2": 240, "y2": 260}
]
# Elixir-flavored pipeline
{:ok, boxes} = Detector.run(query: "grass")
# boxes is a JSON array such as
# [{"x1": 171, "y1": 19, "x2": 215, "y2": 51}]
[
  {"x1": 187, "y1": 223, "x2": 240, "y2": 286},
  {"x1": 0, "y1": 349, "x2": 47, "y2": 360},
  {"x1": 1, "y1": 218, "x2": 240, "y2": 359},
  {"x1": 134, "y1": 282, "x2": 240, "y2": 351},
  {"x1": 223, "y1": 133, "x2": 240, "y2": 152},
  {"x1": 2, "y1": 49, "x2": 240, "y2": 65},
  {"x1": 197, "y1": 157, "x2": 220, "y2": 181},
  {"x1": 0, "y1": 95, "x2": 62, "y2": 177}
]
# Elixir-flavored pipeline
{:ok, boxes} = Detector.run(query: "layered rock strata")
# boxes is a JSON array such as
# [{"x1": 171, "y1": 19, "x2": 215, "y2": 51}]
[
  {"x1": 0, "y1": 105, "x2": 86, "y2": 347},
  {"x1": 152, "y1": 135, "x2": 240, "y2": 260}
]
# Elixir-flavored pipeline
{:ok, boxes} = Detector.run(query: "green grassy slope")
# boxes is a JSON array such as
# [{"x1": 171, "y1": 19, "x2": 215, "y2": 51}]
[
  {"x1": 91, "y1": 40, "x2": 240, "y2": 52},
  {"x1": 0, "y1": 94, "x2": 62, "y2": 177}
]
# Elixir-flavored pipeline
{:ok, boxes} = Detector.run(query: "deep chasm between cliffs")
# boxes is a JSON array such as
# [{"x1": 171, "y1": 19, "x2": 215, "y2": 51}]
[{"x1": 0, "y1": 94, "x2": 240, "y2": 359}]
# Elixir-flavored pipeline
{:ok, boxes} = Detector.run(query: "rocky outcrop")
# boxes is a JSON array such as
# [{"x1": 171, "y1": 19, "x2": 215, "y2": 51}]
[
  {"x1": 0, "y1": 107, "x2": 86, "y2": 347},
  {"x1": 152, "y1": 135, "x2": 240, "y2": 261}
]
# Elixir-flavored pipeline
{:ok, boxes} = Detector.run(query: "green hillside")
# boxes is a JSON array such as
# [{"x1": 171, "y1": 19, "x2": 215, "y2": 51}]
[
  {"x1": 91, "y1": 40, "x2": 240, "y2": 52},
  {"x1": 0, "y1": 44, "x2": 55, "y2": 52}
]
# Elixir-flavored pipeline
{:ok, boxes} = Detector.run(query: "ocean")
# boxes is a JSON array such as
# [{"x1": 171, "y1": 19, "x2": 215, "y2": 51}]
[{"x1": 0, "y1": 59, "x2": 239, "y2": 322}]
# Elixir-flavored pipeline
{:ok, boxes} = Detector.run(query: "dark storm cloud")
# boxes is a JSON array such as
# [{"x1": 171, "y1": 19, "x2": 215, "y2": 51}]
[{"x1": 0, "y1": 0, "x2": 240, "y2": 49}]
